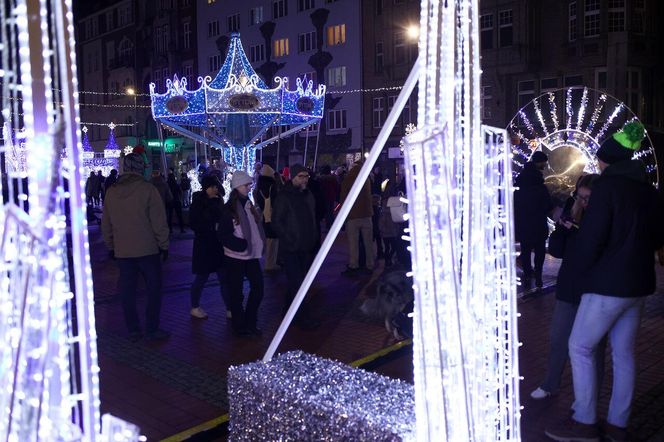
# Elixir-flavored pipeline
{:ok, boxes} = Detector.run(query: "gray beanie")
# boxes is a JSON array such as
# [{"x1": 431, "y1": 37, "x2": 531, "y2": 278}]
[
  {"x1": 230, "y1": 170, "x2": 253, "y2": 189},
  {"x1": 123, "y1": 153, "x2": 145, "y2": 174}
]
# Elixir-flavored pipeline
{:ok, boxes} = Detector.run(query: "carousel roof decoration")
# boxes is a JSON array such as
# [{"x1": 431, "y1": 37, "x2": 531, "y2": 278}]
[
  {"x1": 508, "y1": 86, "x2": 658, "y2": 188},
  {"x1": 149, "y1": 33, "x2": 326, "y2": 155}
]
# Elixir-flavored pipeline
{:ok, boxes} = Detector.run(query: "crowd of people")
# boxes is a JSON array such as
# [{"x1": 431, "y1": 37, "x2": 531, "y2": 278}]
[
  {"x1": 514, "y1": 122, "x2": 664, "y2": 442},
  {"x1": 100, "y1": 147, "x2": 412, "y2": 341}
]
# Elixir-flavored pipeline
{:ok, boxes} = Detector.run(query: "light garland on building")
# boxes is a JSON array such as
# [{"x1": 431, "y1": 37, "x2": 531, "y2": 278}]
[{"x1": 404, "y1": 1, "x2": 521, "y2": 439}]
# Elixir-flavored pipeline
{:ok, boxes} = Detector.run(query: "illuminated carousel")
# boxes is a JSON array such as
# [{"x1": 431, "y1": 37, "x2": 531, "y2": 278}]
[
  {"x1": 508, "y1": 86, "x2": 658, "y2": 206},
  {"x1": 149, "y1": 33, "x2": 326, "y2": 183}
]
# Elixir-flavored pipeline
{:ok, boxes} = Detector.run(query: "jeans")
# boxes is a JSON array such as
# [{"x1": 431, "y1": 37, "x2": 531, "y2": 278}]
[
  {"x1": 190, "y1": 270, "x2": 229, "y2": 310},
  {"x1": 282, "y1": 250, "x2": 314, "y2": 320},
  {"x1": 519, "y1": 239, "x2": 546, "y2": 277},
  {"x1": 117, "y1": 254, "x2": 162, "y2": 334},
  {"x1": 224, "y1": 257, "x2": 263, "y2": 330},
  {"x1": 540, "y1": 300, "x2": 606, "y2": 394},
  {"x1": 569, "y1": 293, "x2": 646, "y2": 428},
  {"x1": 346, "y1": 217, "x2": 374, "y2": 269}
]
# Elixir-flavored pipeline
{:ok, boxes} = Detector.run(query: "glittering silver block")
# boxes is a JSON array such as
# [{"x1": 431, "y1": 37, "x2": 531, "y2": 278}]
[{"x1": 228, "y1": 351, "x2": 415, "y2": 441}]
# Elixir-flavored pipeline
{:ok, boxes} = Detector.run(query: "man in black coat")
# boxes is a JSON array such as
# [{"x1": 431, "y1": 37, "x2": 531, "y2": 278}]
[
  {"x1": 546, "y1": 123, "x2": 664, "y2": 442},
  {"x1": 514, "y1": 150, "x2": 552, "y2": 288},
  {"x1": 271, "y1": 164, "x2": 320, "y2": 330}
]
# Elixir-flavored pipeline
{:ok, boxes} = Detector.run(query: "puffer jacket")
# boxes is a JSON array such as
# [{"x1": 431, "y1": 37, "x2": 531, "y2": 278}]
[{"x1": 102, "y1": 173, "x2": 169, "y2": 258}]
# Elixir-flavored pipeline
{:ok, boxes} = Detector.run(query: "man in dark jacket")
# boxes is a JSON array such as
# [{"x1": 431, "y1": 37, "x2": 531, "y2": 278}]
[
  {"x1": 514, "y1": 150, "x2": 552, "y2": 288},
  {"x1": 546, "y1": 123, "x2": 664, "y2": 442},
  {"x1": 271, "y1": 163, "x2": 320, "y2": 329}
]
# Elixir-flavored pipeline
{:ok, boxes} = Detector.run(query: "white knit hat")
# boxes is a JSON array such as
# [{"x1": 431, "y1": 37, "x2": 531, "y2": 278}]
[{"x1": 231, "y1": 170, "x2": 253, "y2": 189}]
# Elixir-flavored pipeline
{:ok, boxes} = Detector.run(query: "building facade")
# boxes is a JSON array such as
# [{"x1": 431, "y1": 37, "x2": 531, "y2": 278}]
[{"x1": 197, "y1": 0, "x2": 363, "y2": 169}]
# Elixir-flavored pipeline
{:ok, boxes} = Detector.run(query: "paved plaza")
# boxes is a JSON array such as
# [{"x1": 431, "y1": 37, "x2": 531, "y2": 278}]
[{"x1": 89, "y1": 225, "x2": 664, "y2": 441}]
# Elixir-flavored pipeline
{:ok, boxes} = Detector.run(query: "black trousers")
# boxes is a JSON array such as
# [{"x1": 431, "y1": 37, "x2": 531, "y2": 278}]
[
  {"x1": 224, "y1": 257, "x2": 263, "y2": 330},
  {"x1": 282, "y1": 250, "x2": 315, "y2": 320},
  {"x1": 117, "y1": 254, "x2": 162, "y2": 334},
  {"x1": 168, "y1": 201, "x2": 185, "y2": 231},
  {"x1": 190, "y1": 269, "x2": 229, "y2": 310},
  {"x1": 519, "y1": 239, "x2": 546, "y2": 276}
]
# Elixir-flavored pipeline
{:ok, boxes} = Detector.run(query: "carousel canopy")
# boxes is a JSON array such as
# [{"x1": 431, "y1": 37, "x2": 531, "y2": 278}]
[{"x1": 149, "y1": 32, "x2": 326, "y2": 148}]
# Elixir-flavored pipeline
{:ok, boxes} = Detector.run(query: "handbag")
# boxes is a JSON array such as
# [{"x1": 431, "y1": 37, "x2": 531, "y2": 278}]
[{"x1": 386, "y1": 192, "x2": 408, "y2": 223}]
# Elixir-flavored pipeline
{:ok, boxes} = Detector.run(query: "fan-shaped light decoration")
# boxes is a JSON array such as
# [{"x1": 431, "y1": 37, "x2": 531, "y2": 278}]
[{"x1": 508, "y1": 87, "x2": 657, "y2": 204}]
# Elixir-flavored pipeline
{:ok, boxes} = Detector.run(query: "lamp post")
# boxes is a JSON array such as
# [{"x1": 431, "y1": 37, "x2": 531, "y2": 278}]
[{"x1": 126, "y1": 87, "x2": 137, "y2": 141}]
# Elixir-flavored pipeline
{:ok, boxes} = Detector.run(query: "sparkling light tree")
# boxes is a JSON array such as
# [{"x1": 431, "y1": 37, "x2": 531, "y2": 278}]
[{"x1": 404, "y1": 0, "x2": 521, "y2": 439}]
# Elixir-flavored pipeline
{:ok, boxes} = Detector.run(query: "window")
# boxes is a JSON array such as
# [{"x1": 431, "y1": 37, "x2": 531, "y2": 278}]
[
  {"x1": 106, "y1": 11, "x2": 114, "y2": 31},
  {"x1": 633, "y1": 0, "x2": 645, "y2": 34},
  {"x1": 518, "y1": 80, "x2": 535, "y2": 108},
  {"x1": 182, "y1": 0, "x2": 191, "y2": 6},
  {"x1": 118, "y1": 39, "x2": 132, "y2": 61},
  {"x1": 480, "y1": 14, "x2": 493, "y2": 49},
  {"x1": 106, "y1": 41, "x2": 115, "y2": 66},
  {"x1": 327, "y1": 66, "x2": 346, "y2": 87},
  {"x1": 540, "y1": 77, "x2": 558, "y2": 92},
  {"x1": 208, "y1": 20, "x2": 220, "y2": 37},
  {"x1": 273, "y1": 38, "x2": 289, "y2": 57},
  {"x1": 608, "y1": 0, "x2": 625, "y2": 32},
  {"x1": 595, "y1": 68, "x2": 607, "y2": 90},
  {"x1": 626, "y1": 69, "x2": 641, "y2": 114},
  {"x1": 388, "y1": 95, "x2": 399, "y2": 126},
  {"x1": 402, "y1": 95, "x2": 414, "y2": 125},
  {"x1": 250, "y1": 7, "x2": 264, "y2": 25},
  {"x1": 584, "y1": 0, "x2": 600, "y2": 37},
  {"x1": 394, "y1": 31, "x2": 406, "y2": 64},
  {"x1": 228, "y1": 13, "x2": 240, "y2": 32},
  {"x1": 162, "y1": 24, "x2": 169, "y2": 52},
  {"x1": 375, "y1": 0, "x2": 383, "y2": 16},
  {"x1": 375, "y1": 41, "x2": 384, "y2": 73},
  {"x1": 299, "y1": 71, "x2": 317, "y2": 86},
  {"x1": 208, "y1": 0, "x2": 216, "y2": 3},
  {"x1": 499, "y1": 10, "x2": 513, "y2": 47},
  {"x1": 249, "y1": 44, "x2": 265, "y2": 62},
  {"x1": 373, "y1": 97, "x2": 384, "y2": 128},
  {"x1": 327, "y1": 24, "x2": 346, "y2": 46},
  {"x1": 328, "y1": 109, "x2": 347, "y2": 130},
  {"x1": 183, "y1": 22, "x2": 191, "y2": 49},
  {"x1": 569, "y1": 2, "x2": 577, "y2": 41},
  {"x1": 298, "y1": 0, "x2": 315, "y2": 11},
  {"x1": 153, "y1": 69, "x2": 162, "y2": 91},
  {"x1": 163, "y1": 68, "x2": 170, "y2": 84},
  {"x1": 299, "y1": 31, "x2": 317, "y2": 52},
  {"x1": 273, "y1": 0, "x2": 288, "y2": 18},
  {"x1": 481, "y1": 86, "x2": 492, "y2": 119},
  {"x1": 118, "y1": 6, "x2": 130, "y2": 26},
  {"x1": 209, "y1": 54, "x2": 222, "y2": 72},
  {"x1": 183, "y1": 64, "x2": 194, "y2": 87},
  {"x1": 564, "y1": 75, "x2": 583, "y2": 87}
]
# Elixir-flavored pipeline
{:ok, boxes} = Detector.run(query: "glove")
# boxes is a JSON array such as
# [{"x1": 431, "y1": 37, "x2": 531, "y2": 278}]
[
  {"x1": 160, "y1": 249, "x2": 169, "y2": 262},
  {"x1": 108, "y1": 250, "x2": 115, "y2": 260}
]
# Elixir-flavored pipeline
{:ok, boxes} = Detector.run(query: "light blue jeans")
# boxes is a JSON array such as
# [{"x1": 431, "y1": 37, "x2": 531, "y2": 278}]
[{"x1": 569, "y1": 293, "x2": 646, "y2": 428}]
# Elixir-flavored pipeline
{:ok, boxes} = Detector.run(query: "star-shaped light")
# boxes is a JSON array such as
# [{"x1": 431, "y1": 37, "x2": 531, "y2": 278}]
[
  {"x1": 108, "y1": 122, "x2": 116, "y2": 131},
  {"x1": 82, "y1": 126, "x2": 88, "y2": 133}
]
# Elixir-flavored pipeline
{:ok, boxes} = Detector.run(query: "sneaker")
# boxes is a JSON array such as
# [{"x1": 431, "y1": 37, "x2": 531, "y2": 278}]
[
  {"x1": 602, "y1": 423, "x2": 628, "y2": 442},
  {"x1": 530, "y1": 387, "x2": 551, "y2": 400},
  {"x1": 190, "y1": 307, "x2": 208, "y2": 319},
  {"x1": 226, "y1": 310, "x2": 233, "y2": 319},
  {"x1": 545, "y1": 418, "x2": 600, "y2": 442},
  {"x1": 145, "y1": 329, "x2": 171, "y2": 341}
]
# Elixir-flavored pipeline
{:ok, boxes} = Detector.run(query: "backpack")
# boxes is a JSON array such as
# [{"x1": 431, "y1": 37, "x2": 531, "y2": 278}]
[{"x1": 261, "y1": 186, "x2": 273, "y2": 223}]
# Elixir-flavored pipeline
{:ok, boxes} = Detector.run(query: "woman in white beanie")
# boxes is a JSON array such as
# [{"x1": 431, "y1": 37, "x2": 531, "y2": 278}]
[{"x1": 217, "y1": 170, "x2": 266, "y2": 336}]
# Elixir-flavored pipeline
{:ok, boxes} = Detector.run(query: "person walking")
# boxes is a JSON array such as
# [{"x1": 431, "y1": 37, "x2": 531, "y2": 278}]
[
  {"x1": 150, "y1": 170, "x2": 173, "y2": 225},
  {"x1": 379, "y1": 180, "x2": 399, "y2": 268},
  {"x1": 272, "y1": 164, "x2": 320, "y2": 330},
  {"x1": 104, "y1": 169, "x2": 118, "y2": 192},
  {"x1": 101, "y1": 153, "x2": 170, "y2": 342},
  {"x1": 97, "y1": 170, "x2": 106, "y2": 204},
  {"x1": 545, "y1": 123, "x2": 664, "y2": 442},
  {"x1": 188, "y1": 175, "x2": 231, "y2": 319},
  {"x1": 167, "y1": 170, "x2": 186, "y2": 233},
  {"x1": 85, "y1": 171, "x2": 96, "y2": 206},
  {"x1": 180, "y1": 172, "x2": 191, "y2": 207},
  {"x1": 514, "y1": 150, "x2": 552, "y2": 289},
  {"x1": 254, "y1": 164, "x2": 280, "y2": 272},
  {"x1": 530, "y1": 174, "x2": 606, "y2": 401},
  {"x1": 318, "y1": 165, "x2": 339, "y2": 231},
  {"x1": 339, "y1": 161, "x2": 374, "y2": 275},
  {"x1": 217, "y1": 171, "x2": 265, "y2": 336}
]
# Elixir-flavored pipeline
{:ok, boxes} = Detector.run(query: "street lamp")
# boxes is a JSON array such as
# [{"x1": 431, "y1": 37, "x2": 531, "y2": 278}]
[
  {"x1": 126, "y1": 87, "x2": 137, "y2": 140},
  {"x1": 406, "y1": 25, "x2": 419, "y2": 40}
]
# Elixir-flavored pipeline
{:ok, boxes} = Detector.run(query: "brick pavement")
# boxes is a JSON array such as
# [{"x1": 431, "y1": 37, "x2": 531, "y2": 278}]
[{"x1": 90, "y1": 225, "x2": 664, "y2": 441}]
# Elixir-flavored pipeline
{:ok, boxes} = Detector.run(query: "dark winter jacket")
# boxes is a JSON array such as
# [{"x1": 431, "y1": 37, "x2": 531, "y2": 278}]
[
  {"x1": 571, "y1": 160, "x2": 664, "y2": 298},
  {"x1": 514, "y1": 162, "x2": 552, "y2": 243},
  {"x1": 551, "y1": 198, "x2": 583, "y2": 304},
  {"x1": 189, "y1": 191, "x2": 224, "y2": 274},
  {"x1": 271, "y1": 182, "x2": 319, "y2": 253}
]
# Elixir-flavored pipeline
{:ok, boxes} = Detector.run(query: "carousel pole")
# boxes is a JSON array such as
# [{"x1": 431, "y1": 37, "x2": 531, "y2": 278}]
[
  {"x1": 312, "y1": 119, "x2": 322, "y2": 171},
  {"x1": 303, "y1": 126, "x2": 310, "y2": 168},
  {"x1": 276, "y1": 120, "x2": 282, "y2": 171}
]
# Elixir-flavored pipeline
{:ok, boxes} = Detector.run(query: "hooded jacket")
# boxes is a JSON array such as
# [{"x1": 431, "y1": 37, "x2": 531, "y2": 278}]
[
  {"x1": 514, "y1": 162, "x2": 552, "y2": 243},
  {"x1": 189, "y1": 190, "x2": 225, "y2": 274},
  {"x1": 102, "y1": 173, "x2": 170, "y2": 258},
  {"x1": 570, "y1": 160, "x2": 664, "y2": 297}
]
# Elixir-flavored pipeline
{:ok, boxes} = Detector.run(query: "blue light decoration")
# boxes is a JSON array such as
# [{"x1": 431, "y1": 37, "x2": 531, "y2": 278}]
[
  {"x1": 149, "y1": 33, "x2": 326, "y2": 177},
  {"x1": 82, "y1": 125, "x2": 93, "y2": 152}
]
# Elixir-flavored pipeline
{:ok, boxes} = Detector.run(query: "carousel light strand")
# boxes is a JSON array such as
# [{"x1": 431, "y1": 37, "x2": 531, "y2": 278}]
[
  {"x1": 533, "y1": 98, "x2": 548, "y2": 137},
  {"x1": 548, "y1": 92, "x2": 559, "y2": 133},
  {"x1": 576, "y1": 87, "x2": 589, "y2": 129},
  {"x1": 565, "y1": 87, "x2": 574, "y2": 129},
  {"x1": 595, "y1": 103, "x2": 624, "y2": 141},
  {"x1": 586, "y1": 93, "x2": 606, "y2": 136}
]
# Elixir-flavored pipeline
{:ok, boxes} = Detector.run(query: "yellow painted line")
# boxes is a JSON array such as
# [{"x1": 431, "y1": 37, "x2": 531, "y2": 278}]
[{"x1": 159, "y1": 340, "x2": 413, "y2": 441}]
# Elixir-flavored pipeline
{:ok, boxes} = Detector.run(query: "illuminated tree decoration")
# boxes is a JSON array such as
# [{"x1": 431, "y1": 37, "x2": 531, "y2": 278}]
[
  {"x1": 404, "y1": 1, "x2": 521, "y2": 440},
  {"x1": 149, "y1": 33, "x2": 326, "y2": 176},
  {"x1": 509, "y1": 87, "x2": 658, "y2": 189},
  {"x1": 104, "y1": 122, "x2": 121, "y2": 156}
]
